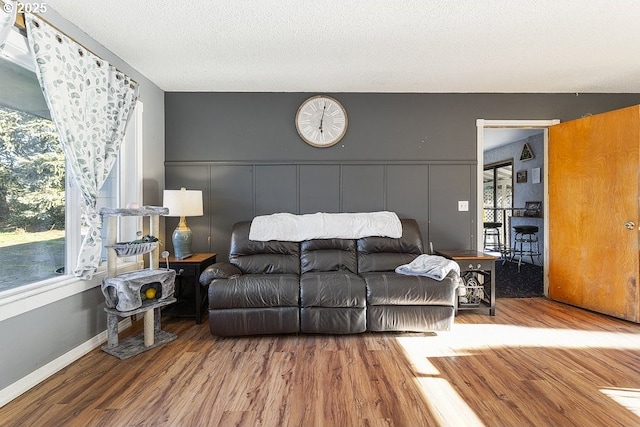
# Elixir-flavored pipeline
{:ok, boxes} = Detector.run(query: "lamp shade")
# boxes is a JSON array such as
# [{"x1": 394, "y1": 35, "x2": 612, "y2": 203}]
[{"x1": 163, "y1": 188, "x2": 203, "y2": 217}]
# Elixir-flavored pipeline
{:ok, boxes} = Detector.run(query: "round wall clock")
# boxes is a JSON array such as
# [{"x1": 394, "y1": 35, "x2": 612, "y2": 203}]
[{"x1": 295, "y1": 95, "x2": 348, "y2": 147}]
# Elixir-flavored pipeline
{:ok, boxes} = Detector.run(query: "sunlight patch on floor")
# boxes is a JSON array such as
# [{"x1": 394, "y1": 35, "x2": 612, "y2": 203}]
[
  {"x1": 394, "y1": 336, "x2": 441, "y2": 376},
  {"x1": 601, "y1": 388, "x2": 640, "y2": 417},
  {"x1": 394, "y1": 323, "x2": 640, "y2": 426},
  {"x1": 416, "y1": 377, "x2": 485, "y2": 427},
  {"x1": 397, "y1": 323, "x2": 640, "y2": 359},
  {"x1": 395, "y1": 335, "x2": 486, "y2": 426}
]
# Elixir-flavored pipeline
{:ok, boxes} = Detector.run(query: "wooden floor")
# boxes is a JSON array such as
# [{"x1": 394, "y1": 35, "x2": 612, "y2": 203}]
[{"x1": 2, "y1": 298, "x2": 640, "y2": 426}]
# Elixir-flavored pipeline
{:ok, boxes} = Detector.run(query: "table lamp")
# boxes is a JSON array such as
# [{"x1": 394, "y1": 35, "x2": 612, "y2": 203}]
[{"x1": 163, "y1": 187, "x2": 203, "y2": 259}]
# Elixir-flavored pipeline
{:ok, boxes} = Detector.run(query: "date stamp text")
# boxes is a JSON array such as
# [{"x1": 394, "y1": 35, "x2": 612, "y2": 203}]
[{"x1": 3, "y1": 2, "x2": 48, "y2": 14}]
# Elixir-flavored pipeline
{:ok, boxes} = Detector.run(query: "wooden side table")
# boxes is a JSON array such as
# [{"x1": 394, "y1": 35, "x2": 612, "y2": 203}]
[
  {"x1": 435, "y1": 249, "x2": 497, "y2": 316},
  {"x1": 163, "y1": 253, "x2": 217, "y2": 324}
]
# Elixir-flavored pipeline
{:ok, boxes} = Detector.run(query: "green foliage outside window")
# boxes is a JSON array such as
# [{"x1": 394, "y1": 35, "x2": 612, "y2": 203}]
[{"x1": 0, "y1": 105, "x2": 65, "y2": 232}]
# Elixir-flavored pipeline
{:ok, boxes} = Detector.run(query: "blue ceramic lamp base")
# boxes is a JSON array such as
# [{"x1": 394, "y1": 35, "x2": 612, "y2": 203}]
[{"x1": 172, "y1": 216, "x2": 193, "y2": 260}]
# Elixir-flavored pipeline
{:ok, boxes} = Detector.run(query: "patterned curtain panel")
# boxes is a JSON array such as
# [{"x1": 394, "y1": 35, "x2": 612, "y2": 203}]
[
  {"x1": 0, "y1": 1, "x2": 17, "y2": 52},
  {"x1": 25, "y1": 15, "x2": 139, "y2": 279}
]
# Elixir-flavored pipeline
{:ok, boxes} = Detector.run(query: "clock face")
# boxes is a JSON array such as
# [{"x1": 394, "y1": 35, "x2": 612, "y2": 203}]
[{"x1": 295, "y1": 95, "x2": 348, "y2": 147}]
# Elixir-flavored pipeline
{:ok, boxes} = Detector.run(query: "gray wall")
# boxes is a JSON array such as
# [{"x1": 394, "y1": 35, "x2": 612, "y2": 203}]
[
  {"x1": 165, "y1": 93, "x2": 640, "y2": 261},
  {"x1": 0, "y1": 8, "x2": 165, "y2": 392},
  {"x1": 484, "y1": 132, "x2": 545, "y2": 210}
]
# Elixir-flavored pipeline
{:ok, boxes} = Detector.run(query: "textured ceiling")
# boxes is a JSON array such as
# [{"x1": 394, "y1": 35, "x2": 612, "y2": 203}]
[{"x1": 46, "y1": 0, "x2": 640, "y2": 93}]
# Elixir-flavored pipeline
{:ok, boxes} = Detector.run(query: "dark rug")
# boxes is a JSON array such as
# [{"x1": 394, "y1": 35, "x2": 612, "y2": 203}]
[{"x1": 495, "y1": 260, "x2": 543, "y2": 298}]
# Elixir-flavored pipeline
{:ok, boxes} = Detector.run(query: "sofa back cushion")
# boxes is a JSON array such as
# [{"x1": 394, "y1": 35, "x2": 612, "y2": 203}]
[
  {"x1": 229, "y1": 221, "x2": 300, "y2": 275},
  {"x1": 300, "y1": 238, "x2": 357, "y2": 274},
  {"x1": 357, "y1": 218, "x2": 424, "y2": 273}
]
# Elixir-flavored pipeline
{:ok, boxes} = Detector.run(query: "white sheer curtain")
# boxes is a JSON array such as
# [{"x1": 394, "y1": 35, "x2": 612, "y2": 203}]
[
  {"x1": 0, "y1": 1, "x2": 17, "y2": 52},
  {"x1": 25, "y1": 15, "x2": 139, "y2": 279}
]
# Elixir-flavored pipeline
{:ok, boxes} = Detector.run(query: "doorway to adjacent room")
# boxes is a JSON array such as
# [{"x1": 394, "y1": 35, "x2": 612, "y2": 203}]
[{"x1": 476, "y1": 119, "x2": 559, "y2": 297}]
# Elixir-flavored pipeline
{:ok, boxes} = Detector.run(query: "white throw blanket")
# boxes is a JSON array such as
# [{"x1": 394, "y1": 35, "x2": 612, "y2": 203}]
[
  {"x1": 249, "y1": 211, "x2": 402, "y2": 242},
  {"x1": 395, "y1": 254, "x2": 466, "y2": 294}
]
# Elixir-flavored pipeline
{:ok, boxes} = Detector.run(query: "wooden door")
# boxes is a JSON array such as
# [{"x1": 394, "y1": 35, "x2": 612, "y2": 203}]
[{"x1": 549, "y1": 105, "x2": 640, "y2": 322}]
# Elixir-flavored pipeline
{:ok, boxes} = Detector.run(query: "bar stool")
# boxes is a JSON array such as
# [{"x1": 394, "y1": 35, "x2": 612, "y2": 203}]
[
  {"x1": 511, "y1": 225, "x2": 541, "y2": 271},
  {"x1": 483, "y1": 222, "x2": 502, "y2": 254}
]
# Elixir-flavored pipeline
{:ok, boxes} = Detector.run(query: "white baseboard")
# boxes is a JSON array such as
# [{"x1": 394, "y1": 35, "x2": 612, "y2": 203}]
[{"x1": 0, "y1": 318, "x2": 132, "y2": 408}]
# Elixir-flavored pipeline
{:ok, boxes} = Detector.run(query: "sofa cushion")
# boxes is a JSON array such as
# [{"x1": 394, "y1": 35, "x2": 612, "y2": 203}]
[
  {"x1": 357, "y1": 218, "x2": 424, "y2": 273},
  {"x1": 300, "y1": 272, "x2": 366, "y2": 308},
  {"x1": 229, "y1": 221, "x2": 300, "y2": 275},
  {"x1": 209, "y1": 273, "x2": 299, "y2": 308},
  {"x1": 362, "y1": 272, "x2": 456, "y2": 306},
  {"x1": 367, "y1": 305, "x2": 454, "y2": 332},
  {"x1": 209, "y1": 307, "x2": 299, "y2": 336},
  {"x1": 300, "y1": 307, "x2": 366, "y2": 334},
  {"x1": 300, "y1": 238, "x2": 357, "y2": 274}
]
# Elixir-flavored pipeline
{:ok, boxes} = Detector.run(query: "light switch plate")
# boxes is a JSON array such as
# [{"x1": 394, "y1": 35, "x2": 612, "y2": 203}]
[{"x1": 458, "y1": 201, "x2": 469, "y2": 211}]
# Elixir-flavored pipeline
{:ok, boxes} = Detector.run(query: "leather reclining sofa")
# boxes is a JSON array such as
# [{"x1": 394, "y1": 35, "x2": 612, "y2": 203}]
[{"x1": 199, "y1": 218, "x2": 458, "y2": 336}]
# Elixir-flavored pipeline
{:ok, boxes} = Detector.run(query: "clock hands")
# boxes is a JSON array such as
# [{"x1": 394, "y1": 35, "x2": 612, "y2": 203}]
[{"x1": 319, "y1": 103, "x2": 326, "y2": 134}]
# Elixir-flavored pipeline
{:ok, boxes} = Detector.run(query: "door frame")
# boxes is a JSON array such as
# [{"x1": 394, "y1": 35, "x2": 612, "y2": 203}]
[{"x1": 476, "y1": 119, "x2": 560, "y2": 295}]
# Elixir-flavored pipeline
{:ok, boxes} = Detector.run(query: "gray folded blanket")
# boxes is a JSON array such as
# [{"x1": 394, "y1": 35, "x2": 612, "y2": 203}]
[{"x1": 395, "y1": 254, "x2": 465, "y2": 294}]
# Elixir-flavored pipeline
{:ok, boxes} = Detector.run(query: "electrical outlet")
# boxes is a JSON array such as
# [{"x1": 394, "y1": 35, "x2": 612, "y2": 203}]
[{"x1": 458, "y1": 201, "x2": 469, "y2": 211}]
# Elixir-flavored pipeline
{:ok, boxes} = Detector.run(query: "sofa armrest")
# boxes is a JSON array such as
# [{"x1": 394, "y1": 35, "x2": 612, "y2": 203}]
[{"x1": 199, "y1": 262, "x2": 242, "y2": 285}]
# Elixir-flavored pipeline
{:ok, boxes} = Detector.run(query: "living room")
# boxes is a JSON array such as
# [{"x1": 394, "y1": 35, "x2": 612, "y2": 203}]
[{"x1": 2, "y1": 2, "x2": 640, "y2": 426}]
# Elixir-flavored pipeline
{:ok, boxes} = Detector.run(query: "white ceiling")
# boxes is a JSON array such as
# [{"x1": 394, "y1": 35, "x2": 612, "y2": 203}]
[
  {"x1": 483, "y1": 128, "x2": 544, "y2": 151},
  {"x1": 45, "y1": 0, "x2": 640, "y2": 93}
]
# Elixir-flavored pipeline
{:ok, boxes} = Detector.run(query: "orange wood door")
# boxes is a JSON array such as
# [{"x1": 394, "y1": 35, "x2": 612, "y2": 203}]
[{"x1": 549, "y1": 105, "x2": 640, "y2": 322}]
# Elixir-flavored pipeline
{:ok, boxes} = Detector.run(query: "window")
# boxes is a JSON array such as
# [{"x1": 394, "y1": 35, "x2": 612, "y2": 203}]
[
  {"x1": 0, "y1": 102, "x2": 65, "y2": 291},
  {"x1": 483, "y1": 160, "x2": 513, "y2": 223},
  {"x1": 0, "y1": 28, "x2": 142, "y2": 299}
]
